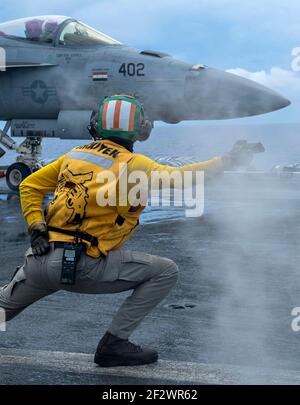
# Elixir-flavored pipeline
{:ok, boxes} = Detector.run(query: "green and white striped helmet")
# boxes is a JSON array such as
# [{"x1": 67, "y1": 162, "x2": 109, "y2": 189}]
[{"x1": 96, "y1": 95, "x2": 152, "y2": 142}]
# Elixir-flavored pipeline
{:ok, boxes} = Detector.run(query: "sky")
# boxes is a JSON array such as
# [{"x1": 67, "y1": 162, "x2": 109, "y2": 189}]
[{"x1": 0, "y1": 0, "x2": 300, "y2": 124}]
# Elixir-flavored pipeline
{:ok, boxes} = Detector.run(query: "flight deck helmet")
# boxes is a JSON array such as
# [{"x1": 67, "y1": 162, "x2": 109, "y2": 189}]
[{"x1": 88, "y1": 95, "x2": 153, "y2": 142}]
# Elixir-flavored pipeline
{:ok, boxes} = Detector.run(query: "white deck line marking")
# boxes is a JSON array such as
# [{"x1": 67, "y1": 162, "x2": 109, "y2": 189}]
[{"x1": 1, "y1": 348, "x2": 300, "y2": 384}]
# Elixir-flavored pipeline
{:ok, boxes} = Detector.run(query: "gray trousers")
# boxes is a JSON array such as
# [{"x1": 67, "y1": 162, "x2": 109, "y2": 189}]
[{"x1": 0, "y1": 244, "x2": 178, "y2": 339}]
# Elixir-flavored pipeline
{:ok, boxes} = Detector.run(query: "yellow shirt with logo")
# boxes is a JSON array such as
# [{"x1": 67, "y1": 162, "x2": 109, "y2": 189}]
[{"x1": 20, "y1": 139, "x2": 224, "y2": 257}]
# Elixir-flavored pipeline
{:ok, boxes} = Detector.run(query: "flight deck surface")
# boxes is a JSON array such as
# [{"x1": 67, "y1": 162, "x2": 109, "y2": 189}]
[{"x1": 1, "y1": 173, "x2": 300, "y2": 384}]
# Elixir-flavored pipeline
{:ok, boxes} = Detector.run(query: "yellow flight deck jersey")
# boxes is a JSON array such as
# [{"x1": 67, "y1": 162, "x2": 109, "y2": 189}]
[{"x1": 20, "y1": 139, "x2": 224, "y2": 257}]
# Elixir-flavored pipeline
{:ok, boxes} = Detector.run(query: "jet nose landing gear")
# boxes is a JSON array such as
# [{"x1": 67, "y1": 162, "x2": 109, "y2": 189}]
[
  {"x1": 6, "y1": 162, "x2": 32, "y2": 192},
  {"x1": 0, "y1": 121, "x2": 43, "y2": 192}
]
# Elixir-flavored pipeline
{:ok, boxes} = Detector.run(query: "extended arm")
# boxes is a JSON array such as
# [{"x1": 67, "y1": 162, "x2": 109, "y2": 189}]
[
  {"x1": 129, "y1": 154, "x2": 224, "y2": 189},
  {"x1": 129, "y1": 140, "x2": 264, "y2": 189}
]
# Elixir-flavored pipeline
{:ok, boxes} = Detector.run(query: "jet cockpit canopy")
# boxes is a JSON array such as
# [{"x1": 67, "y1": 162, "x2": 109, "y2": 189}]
[{"x1": 0, "y1": 16, "x2": 121, "y2": 46}]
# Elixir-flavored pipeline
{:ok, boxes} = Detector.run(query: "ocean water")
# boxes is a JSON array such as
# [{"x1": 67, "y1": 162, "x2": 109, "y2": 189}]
[
  {"x1": 2, "y1": 123, "x2": 300, "y2": 222},
  {"x1": 2, "y1": 123, "x2": 300, "y2": 168}
]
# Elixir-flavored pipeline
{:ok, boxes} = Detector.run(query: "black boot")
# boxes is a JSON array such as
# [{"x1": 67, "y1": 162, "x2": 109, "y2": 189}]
[{"x1": 94, "y1": 332, "x2": 158, "y2": 367}]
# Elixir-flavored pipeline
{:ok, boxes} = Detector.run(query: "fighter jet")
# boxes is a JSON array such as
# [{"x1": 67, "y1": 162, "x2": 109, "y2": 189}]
[{"x1": 0, "y1": 15, "x2": 290, "y2": 190}]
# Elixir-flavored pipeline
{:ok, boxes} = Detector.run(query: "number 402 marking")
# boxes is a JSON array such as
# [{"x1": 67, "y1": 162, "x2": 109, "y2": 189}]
[{"x1": 119, "y1": 63, "x2": 145, "y2": 77}]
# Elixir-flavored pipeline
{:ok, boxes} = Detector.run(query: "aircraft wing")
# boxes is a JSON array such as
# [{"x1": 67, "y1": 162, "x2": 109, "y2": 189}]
[{"x1": 0, "y1": 62, "x2": 56, "y2": 70}]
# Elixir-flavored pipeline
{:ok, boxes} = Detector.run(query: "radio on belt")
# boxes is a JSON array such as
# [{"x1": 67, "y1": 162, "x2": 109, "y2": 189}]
[{"x1": 61, "y1": 244, "x2": 83, "y2": 285}]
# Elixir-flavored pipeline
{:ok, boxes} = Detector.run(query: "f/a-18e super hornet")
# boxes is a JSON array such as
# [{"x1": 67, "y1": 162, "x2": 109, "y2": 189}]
[{"x1": 0, "y1": 15, "x2": 290, "y2": 190}]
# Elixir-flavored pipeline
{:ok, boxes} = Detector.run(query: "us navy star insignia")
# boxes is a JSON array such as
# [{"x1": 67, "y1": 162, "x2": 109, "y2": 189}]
[{"x1": 22, "y1": 80, "x2": 57, "y2": 104}]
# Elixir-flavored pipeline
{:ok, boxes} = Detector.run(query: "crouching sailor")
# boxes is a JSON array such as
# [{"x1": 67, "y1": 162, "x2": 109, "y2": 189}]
[{"x1": 0, "y1": 95, "x2": 262, "y2": 367}]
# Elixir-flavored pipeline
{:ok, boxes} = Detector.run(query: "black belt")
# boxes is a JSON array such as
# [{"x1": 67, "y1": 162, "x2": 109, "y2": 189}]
[
  {"x1": 53, "y1": 241, "x2": 85, "y2": 249},
  {"x1": 52, "y1": 242, "x2": 105, "y2": 259},
  {"x1": 47, "y1": 226, "x2": 98, "y2": 247}
]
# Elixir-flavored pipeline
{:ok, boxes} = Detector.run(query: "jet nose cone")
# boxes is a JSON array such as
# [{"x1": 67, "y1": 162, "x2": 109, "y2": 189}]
[{"x1": 184, "y1": 68, "x2": 291, "y2": 120}]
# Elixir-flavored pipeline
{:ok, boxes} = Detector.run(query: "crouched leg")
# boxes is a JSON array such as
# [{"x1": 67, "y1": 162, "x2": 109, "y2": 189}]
[
  {"x1": 108, "y1": 252, "x2": 179, "y2": 339},
  {"x1": 94, "y1": 251, "x2": 179, "y2": 366},
  {"x1": 0, "y1": 250, "x2": 56, "y2": 325}
]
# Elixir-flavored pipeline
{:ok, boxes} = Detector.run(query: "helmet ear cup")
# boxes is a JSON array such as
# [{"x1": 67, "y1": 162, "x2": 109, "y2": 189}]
[
  {"x1": 87, "y1": 111, "x2": 100, "y2": 140},
  {"x1": 138, "y1": 118, "x2": 153, "y2": 142}
]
